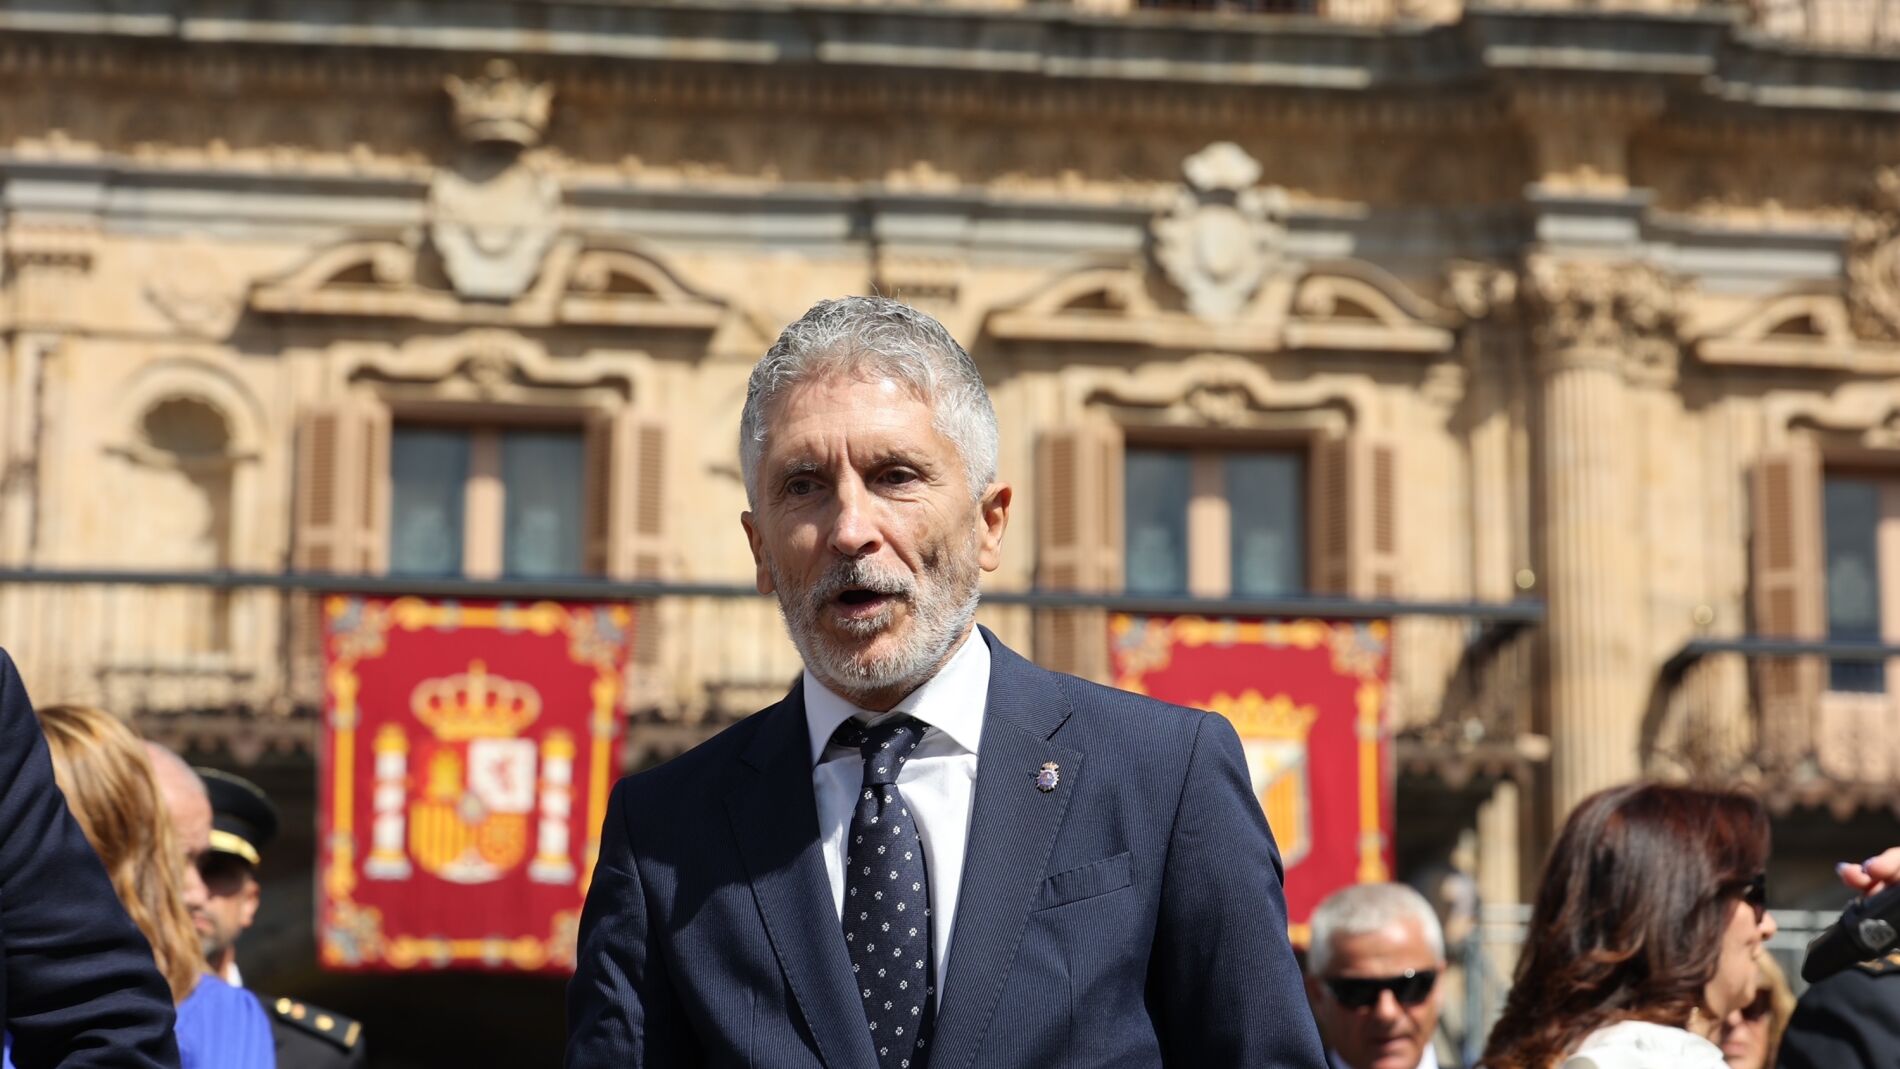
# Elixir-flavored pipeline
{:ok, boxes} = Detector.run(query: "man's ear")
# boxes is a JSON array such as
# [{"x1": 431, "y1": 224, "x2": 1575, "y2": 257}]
[
  {"x1": 741, "y1": 511, "x2": 774, "y2": 595},
  {"x1": 976, "y1": 482, "x2": 1011, "y2": 573}
]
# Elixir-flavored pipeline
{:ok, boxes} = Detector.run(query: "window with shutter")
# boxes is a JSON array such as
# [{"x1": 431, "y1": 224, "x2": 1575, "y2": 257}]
[
  {"x1": 1034, "y1": 422, "x2": 1123, "y2": 680},
  {"x1": 293, "y1": 400, "x2": 390, "y2": 575},
  {"x1": 1306, "y1": 432, "x2": 1396, "y2": 599},
  {"x1": 1751, "y1": 448, "x2": 1824, "y2": 766}
]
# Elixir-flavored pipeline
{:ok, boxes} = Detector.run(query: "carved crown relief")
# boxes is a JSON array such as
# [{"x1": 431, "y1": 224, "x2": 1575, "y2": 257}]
[
  {"x1": 1848, "y1": 167, "x2": 1900, "y2": 342},
  {"x1": 1152, "y1": 142, "x2": 1289, "y2": 322},
  {"x1": 445, "y1": 59, "x2": 553, "y2": 149},
  {"x1": 430, "y1": 60, "x2": 561, "y2": 301}
]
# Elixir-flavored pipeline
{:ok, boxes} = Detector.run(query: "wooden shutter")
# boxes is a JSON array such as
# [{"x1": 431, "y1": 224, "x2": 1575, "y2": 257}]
[
  {"x1": 1033, "y1": 421, "x2": 1123, "y2": 681},
  {"x1": 1751, "y1": 446, "x2": 1825, "y2": 767},
  {"x1": 626, "y1": 419, "x2": 667, "y2": 580},
  {"x1": 582, "y1": 411, "x2": 669, "y2": 707},
  {"x1": 293, "y1": 399, "x2": 390, "y2": 575},
  {"x1": 581, "y1": 412, "x2": 668, "y2": 581},
  {"x1": 290, "y1": 398, "x2": 388, "y2": 700},
  {"x1": 1308, "y1": 432, "x2": 1399, "y2": 599}
]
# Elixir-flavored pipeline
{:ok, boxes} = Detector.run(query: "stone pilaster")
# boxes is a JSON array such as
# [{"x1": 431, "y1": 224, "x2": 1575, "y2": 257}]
[{"x1": 1524, "y1": 255, "x2": 1681, "y2": 820}]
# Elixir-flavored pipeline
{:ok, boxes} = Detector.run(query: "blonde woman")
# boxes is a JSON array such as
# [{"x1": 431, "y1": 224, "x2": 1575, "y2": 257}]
[
  {"x1": 1717, "y1": 953, "x2": 1793, "y2": 1069},
  {"x1": 0, "y1": 654, "x2": 178, "y2": 1067},
  {"x1": 29, "y1": 705, "x2": 272, "y2": 1069}
]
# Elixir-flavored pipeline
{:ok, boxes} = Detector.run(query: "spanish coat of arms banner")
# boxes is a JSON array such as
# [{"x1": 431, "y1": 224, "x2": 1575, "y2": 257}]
[
  {"x1": 1109, "y1": 615, "x2": 1394, "y2": 945},
  {"x1": 319, "y1": 596, "x2": 632, "y2": 973}
]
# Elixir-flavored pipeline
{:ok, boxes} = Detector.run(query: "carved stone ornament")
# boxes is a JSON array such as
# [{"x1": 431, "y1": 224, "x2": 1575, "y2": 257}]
[
  {"x1": 1443, "y1": 260, "x2": 1519, "y2": 322},
  {"x1": 429, "y1": 162, "x2": 561, "y2": 301},
  {"x1": 444, "y1": 59, "x2": 552, "y2": 149},
  {"x1": 430, "y1": 60, "x2": 561, "y2": 302},
  {"x1": 1848, "y1": 167, "x2": 1900, "y2": 342},
  {"x1": 145, "y1": 239, "x2": 242, "y2": 338},
  {"x1": 1522, "y1": 255, "x2": 1683, "y2": 381},
  {"x1": 1152, "y1": 142, "x2": 1288, "y2": 322}
]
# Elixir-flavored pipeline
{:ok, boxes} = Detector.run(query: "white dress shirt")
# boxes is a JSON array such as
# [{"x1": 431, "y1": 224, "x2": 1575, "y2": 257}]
[
  {"x1": 1329, "y1": 1040, "x2": 1439, "y2": 1069},
  {"x1": 805, "y1": 628, "x2": 988, "y2": 1001}
]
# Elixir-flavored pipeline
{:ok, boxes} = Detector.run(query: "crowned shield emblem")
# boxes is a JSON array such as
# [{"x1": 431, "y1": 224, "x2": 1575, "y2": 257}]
[{"x1": 406, "y1": 661, "x2": 542, "y2": 885}]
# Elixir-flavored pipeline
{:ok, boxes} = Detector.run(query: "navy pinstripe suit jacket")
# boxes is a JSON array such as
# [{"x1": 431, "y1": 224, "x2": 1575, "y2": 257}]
[{"x1": 567, "y1": 628, "x2": 1325, "y2": 1069}]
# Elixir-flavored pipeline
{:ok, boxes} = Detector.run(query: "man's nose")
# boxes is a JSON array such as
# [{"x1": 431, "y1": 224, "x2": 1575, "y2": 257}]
[
  {"x1": 1372, "y1": 989, "x2": 1403, "y2": 1021},
  {"x1": 826, "y1": 480, "x2": 883, "y2": 558}
]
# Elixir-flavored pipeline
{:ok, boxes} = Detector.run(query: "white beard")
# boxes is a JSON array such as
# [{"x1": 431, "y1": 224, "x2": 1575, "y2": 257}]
[{"x1": 770, "y1": 533, "x2": 981, "y2": 701}]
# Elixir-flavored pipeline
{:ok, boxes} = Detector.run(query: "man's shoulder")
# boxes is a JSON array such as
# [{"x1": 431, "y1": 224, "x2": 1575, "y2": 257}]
[
  {"x1": 615, "y1": 695, "x2": 790, "y2": 799},
  {"x1": 1026, "y1": 662, "x2": 1214, "y2": 770},
  {"x1": 257, "y1": 992, "x2": 366, "y2": 1065},
  {"x1": 1049, "y1": 669, "x2": 1212, "y2": 736},
  {"x1": 1804, "y1": 949, "x2": 1900, "y2": 1011}
]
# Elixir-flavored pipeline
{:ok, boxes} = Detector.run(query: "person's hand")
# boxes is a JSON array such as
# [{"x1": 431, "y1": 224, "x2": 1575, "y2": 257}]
[{"x1": 1837, "y1": 847, "x2": 1900, "y2": 897}]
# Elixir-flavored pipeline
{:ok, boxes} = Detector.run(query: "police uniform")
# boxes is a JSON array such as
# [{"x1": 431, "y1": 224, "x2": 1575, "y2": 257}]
[
  {"x1": 1778, "y1": 948, "x2": 1900, "y2": 1069},
  {"x1": 199, "y1": 768, "x2": 367, "y2": 1069}
]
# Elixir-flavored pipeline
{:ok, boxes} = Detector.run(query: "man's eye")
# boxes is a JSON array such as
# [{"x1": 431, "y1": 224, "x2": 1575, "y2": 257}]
[
  {"x1": 882, "y1": 469, "x2": 918, "y2": 486},
  {"x1": 785, "y1": 477, "x2": 818, "y2": 496}
]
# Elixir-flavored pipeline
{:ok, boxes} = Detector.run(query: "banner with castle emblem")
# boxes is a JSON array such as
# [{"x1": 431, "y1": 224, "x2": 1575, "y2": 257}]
[
  {"x1": 1109, "y1": 615, "x2": 1393, "y2": 945},
  {"x1": 318, "y1": 596, "x2": 632, "y2": 974}
]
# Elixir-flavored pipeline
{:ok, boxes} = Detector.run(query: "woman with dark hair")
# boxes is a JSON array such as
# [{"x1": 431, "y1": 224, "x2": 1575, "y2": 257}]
[{"x1": 1481, "y1": 783, "x2": 1777, "y2": 1069}]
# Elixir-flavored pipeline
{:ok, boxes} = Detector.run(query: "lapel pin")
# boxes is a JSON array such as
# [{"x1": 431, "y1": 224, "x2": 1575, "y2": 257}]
[{"x1": 1034, "y1": 761, "x2": 1060, "y2": 793}]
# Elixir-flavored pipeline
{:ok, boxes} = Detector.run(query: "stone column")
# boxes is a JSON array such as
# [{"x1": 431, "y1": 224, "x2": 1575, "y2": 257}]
[{"x1": 1525, "y1": 256, "x2": 1680, "y2": 820}]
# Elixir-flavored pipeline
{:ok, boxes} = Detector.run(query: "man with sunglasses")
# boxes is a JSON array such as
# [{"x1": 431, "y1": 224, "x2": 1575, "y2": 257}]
[{"x1": 1305, "y1": 883, "x2": 1449, "y2": 1069}]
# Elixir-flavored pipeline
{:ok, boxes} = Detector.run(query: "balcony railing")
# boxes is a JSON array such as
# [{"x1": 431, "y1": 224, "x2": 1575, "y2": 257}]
[{"x1": 0, "y1": 567, "x2": 1542, "y2": 765}]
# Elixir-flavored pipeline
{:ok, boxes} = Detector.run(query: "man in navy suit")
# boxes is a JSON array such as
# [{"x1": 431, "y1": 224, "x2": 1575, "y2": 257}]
[
  {"x1": 568, "y1": 297, "x2": 1326, "y2": 1069},
  {"x1": 0, "y1": 649, "x2": 181, "y2": 1067}
]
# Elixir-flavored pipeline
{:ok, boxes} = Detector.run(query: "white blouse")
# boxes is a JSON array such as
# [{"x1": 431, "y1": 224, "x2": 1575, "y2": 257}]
[{"x1": 1560, "y1": 1020, "x2": 1728, "y2": 1069}]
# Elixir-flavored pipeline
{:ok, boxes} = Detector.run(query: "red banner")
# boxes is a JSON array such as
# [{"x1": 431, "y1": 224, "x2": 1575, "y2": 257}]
[
  {"x1": 319, "y1": 596, "x2": 632, "y2": 973},
  {"x1": 1110, "y1": 615, "x2": 1393, "y2": 945}
]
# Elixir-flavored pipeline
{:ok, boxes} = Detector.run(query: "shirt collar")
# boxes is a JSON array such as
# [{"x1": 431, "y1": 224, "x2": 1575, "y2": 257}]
[
  {"x1": 1328, "y1": 1041, "x2": 1438, "y2": 1069},
  {"x1": 803, "y1": 627, "x2": 990, "y2": 766}
]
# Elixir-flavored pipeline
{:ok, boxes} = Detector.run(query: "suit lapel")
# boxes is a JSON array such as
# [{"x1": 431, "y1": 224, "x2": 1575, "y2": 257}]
[
  {"x1": 930, "y1": 630, "x2": 1080, "y2": 1069},
  {"x1": 725, "y1": 684, "x2": 878, "y2": 1069}
]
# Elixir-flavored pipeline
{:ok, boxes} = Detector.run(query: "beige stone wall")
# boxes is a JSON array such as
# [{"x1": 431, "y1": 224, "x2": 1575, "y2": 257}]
[{"x1": 2, "y1": 7, "x2": 1900, "y2": 890}]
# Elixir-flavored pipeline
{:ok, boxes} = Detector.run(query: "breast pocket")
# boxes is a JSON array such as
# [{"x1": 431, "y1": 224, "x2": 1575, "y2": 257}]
[{"x1": 1034, "y1": 851, "x2": 1133, "y2": 911}]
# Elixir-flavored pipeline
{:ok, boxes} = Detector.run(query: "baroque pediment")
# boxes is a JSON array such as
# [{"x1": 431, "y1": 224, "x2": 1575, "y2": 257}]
[
  {"x1": 1694, "y1": 289, "x2": 1900, "y2": 373},
  {"x1": 983, "y1": 256, "x2": 1453, "y2": 356},
  {"x1": 250, "y1": 235, "x2": 726, "y2": 331}
]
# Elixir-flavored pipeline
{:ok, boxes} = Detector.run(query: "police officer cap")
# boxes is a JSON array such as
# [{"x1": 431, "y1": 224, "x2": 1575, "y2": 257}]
[{"x1": 196, "y1": 767, "x2": 280, "y2": 867}]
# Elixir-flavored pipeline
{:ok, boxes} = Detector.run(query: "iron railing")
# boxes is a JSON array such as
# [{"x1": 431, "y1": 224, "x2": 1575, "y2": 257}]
[{"x1": 0, "y1": 567, "x2": 1544, "y2": 759}]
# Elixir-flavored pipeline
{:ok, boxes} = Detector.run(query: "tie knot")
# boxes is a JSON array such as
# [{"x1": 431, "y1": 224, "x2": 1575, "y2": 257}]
[{"x1": 832, "y1": 716, "x2": 926, "y2": 786}]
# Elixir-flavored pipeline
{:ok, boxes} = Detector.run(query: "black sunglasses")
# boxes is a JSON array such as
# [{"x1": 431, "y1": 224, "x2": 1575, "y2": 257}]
[
  {"x1": 1324, "y1": 969, "x2": 1437, "y2": 1010},
  {"x1": 1734, "y1": 873, "x2": 1768, "y2": 923}
]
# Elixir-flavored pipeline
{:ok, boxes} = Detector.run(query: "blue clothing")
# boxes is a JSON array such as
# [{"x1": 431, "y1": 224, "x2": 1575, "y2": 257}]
[
  {"x1": 567, "y1": 627, "x2": 1327, "y2": 1069},
  {"x1": 5, "y1": 977, "x2": 272, "y2": 1069},
  {"x1": 175, "y1": 977, "x2": 273, "y2": 1069},
  {"x1": 0, "y1": 648, "x2": 179, "y2": 1068}
]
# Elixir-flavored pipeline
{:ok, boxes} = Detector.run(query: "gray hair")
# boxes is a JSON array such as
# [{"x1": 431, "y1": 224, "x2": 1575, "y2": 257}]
[
  {"x1": 739, "y1": 296, "x2": 998, "y2": 505},
  {"x1": 1307, "y1": 882, "x2": 1446, "y2": 976}
]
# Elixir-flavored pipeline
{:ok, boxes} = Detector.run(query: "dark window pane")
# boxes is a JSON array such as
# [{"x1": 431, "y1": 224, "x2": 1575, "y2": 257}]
[
  {"x1": 1125, "y1": 449, "x2": 1192, "y2": 596},
  {"x1": 1825, "y1": 477, "x2": 1884, "y2": 693},
  {"x1": 1227, "y1": 452, "x2": 1304, "y2": 596},
  {"x1": 390, "y1": 428, "x2": 468, "y2": 577},
  {"x1": 502, "y1": 430, "x2": 585, "y2": 579}
]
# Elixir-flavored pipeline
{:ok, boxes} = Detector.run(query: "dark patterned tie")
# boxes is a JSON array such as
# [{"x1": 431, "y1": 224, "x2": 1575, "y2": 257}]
[{"x1": 833, "y1": 715, "x2": 934, "y2": 1069}]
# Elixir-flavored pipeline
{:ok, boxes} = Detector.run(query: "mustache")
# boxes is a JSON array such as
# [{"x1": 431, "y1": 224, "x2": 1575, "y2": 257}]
[{"x1": 808, "y1": 559, "x2": 915, "y2": 605}]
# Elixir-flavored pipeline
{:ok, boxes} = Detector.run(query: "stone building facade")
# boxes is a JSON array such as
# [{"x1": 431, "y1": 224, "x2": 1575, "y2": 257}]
[{"x1": 4, "y1": 1, "x2": 1900, "y2": 1062}]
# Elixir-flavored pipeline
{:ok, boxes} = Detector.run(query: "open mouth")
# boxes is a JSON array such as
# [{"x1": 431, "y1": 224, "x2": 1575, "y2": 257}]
[{"x1": 833, "y1": 587, "x2": 899, "y2": 617}]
